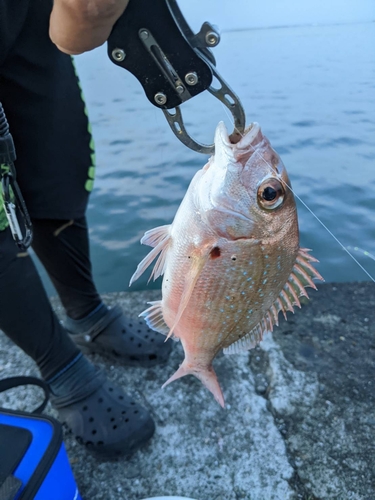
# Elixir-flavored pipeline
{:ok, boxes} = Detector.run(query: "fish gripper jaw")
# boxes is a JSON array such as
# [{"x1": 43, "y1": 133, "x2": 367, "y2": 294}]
[{"x1": 108, "y1": 0, "x2": 245, "y2": 154}]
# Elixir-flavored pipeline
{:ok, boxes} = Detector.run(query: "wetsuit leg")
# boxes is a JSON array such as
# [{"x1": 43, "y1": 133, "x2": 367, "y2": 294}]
[
  {"x1": 0, "y1": 226, "x2": 81, "y2": 380},
  {"x1": 0, "y1": 0, "x2": 99, "y2": 320},
  {"x1": 31, "y1": 217, "x2": 102, "y2": 320}
]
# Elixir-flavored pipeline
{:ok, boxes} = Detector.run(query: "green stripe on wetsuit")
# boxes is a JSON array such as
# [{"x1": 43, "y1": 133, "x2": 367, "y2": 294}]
[{"x1": 71, "y1": 57, "x2": 96, "y2": 193}]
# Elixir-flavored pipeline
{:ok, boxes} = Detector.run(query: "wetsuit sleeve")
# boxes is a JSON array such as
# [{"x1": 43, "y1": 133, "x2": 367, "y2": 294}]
[{"x1": 0, "y1": 0, "x2": 30, "y2": 66}]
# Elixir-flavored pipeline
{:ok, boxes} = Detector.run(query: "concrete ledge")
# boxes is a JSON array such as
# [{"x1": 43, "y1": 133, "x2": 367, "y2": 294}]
[{"x1": 0, "y1": 282, "x2": 374, "y2": 499}]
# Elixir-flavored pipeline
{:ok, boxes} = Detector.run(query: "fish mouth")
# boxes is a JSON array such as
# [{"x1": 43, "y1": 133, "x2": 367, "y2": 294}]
[{"x1": 214, "y1": 121, "x2": 261, "y2": 155}]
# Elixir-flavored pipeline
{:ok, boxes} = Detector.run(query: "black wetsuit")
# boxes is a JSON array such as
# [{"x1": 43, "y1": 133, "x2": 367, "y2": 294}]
[{"x1": 0, "y1": 0, "x2": 102, "y2": 379}]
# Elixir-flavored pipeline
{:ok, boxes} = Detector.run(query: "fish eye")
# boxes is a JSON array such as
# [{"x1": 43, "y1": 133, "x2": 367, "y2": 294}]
[{"x1": 257, "y1": 178, "x2": 285, "y2": 210}]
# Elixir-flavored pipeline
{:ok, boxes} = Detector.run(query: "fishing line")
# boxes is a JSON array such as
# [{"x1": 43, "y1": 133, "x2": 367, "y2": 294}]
[
  {"x1": 220, "y1": 103, "x2": 375, "y2": 283},
  {"x1": 347, "y1": 246, "x2": 375, "y2": 263}
]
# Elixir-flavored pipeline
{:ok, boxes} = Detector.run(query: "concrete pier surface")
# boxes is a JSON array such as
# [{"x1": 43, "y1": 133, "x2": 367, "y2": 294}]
[{"x1": 0, "y1": 282, "x2": 374, "y2": 500}]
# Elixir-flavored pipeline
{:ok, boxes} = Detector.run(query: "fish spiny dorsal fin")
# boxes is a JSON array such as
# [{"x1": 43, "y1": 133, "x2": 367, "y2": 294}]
[
  {"x1": 139, "y1": 300, "x2": 179, "y2": 340},
  {"x1": 276, "y1": 297, "x2": 288, "y2": 320},
  {"x1": 224, "y1": 248, "x2": 324, "y2": 356},
  {"x1": 270, "y1": 305, "x2": 279, "y2": 326},
  {"x1": 274, "y1": 247, "x2": 324, "y2": 321},
  {"x1": 266, "y1": 311, "x2": 274, "y2": 331},
  {"x1": 165, "y1": 247, "x2": 211, "y2": 340},
  {"x1": 284, "y1": 281, "x2": 301, "y2": 308},
  {"x1": 291, "y1": 247, "x2": 324, "y2": 289},
  {"x1": 129, "y1": 225, "x2": 171, "y2": 286}
]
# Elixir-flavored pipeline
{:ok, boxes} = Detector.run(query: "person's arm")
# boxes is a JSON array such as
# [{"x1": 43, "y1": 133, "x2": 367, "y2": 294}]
[{"x1": 49, "y1": 0, "x2": 129, "y2": 54}]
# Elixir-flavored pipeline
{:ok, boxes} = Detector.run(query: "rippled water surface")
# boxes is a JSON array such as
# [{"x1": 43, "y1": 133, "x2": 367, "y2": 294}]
[{"x1": 37, "y1": 22, "x2": 375, "y2": 293}]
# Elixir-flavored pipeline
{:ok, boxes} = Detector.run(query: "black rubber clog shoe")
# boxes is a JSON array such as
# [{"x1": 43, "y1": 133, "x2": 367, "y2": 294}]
[
  {"x1": 51, "y1": 370, "x2": 155, "y2": 459},
  {"x1": 66, "y1": 305, "x2": 172, "y2": 367}
]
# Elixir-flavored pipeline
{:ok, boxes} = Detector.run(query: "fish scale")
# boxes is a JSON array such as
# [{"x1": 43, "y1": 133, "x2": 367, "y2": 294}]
[{"x1": 131, "y1": 121, "x2": 323, "y2": 407}]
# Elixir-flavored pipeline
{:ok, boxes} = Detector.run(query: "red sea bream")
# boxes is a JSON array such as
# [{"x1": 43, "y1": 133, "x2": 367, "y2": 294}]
[{"x1": 130, "y1": 121, "x2": 323, "y2": 407}]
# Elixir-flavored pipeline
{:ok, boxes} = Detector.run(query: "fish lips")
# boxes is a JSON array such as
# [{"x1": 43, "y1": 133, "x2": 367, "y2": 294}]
[
  {"x1": 195, "y1": 122, "x2": 262, "y2": 238},
  {"x1": 214, "y1": 121, "x2": 262, "y2": 167}
]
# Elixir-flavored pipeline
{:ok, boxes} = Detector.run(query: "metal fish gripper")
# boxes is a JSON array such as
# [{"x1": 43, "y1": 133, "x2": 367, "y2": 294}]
[{"x1": 108, "y1": 0, "x2": 246, "y2": 154}]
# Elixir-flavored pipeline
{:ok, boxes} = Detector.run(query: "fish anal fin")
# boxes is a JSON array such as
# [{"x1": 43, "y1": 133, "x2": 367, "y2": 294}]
[
  {"x1": 130, "y1": 226, "x2": 171, "y2": 286},
  {"x1": 139, "y1": 300, "x2": 179, "y2": 340},
  {"x1": 162, "y1": 360, "x2": 225, "y2": 408}
]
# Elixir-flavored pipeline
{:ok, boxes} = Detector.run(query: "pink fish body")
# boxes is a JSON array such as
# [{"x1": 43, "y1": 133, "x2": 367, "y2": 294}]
[{"x1": 130, "y1": 122, "x2": 323, "y2": 407}]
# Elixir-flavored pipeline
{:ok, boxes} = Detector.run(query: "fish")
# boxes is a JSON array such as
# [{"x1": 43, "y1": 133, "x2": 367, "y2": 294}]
[{"x1": 130, "y1": 121, "x2": 323, "y2": 407}]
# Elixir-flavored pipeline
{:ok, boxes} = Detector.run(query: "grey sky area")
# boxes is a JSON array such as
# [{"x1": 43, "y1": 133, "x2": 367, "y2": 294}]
[{"x1": 179, "y1": 0, "x2": 375, "y2": 32}]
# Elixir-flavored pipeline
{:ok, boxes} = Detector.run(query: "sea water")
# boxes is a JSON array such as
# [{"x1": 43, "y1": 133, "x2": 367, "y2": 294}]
[{"x1": 36, "y1": 22, "x2": 375, "y2": 293}]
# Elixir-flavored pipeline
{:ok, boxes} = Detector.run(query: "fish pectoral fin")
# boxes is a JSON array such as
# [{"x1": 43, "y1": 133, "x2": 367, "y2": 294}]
[
  {"x1": 166, "y1": 247, "x2": 210, "y2": 340},
  {"x1": 129, "y1": 226, "x2": 171, "y2": 286},
  {"x1": 162, "y1": 360, "x2": 225, "y2": 408},
  {"x1": 139, "y1": 300, "x2": 179, "y2": 341}
]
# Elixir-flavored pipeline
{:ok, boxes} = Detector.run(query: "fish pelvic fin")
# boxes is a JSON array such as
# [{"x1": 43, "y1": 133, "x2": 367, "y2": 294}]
[
  {"x1": 224, "y1": 248, "x2": 324, "y2": 355},
  {"x1": 162, "y1": 360, "x2": 225, "y2": 408},
  {"x1": 141, "y1": 224, "x2": 171, "y2": 248},
  {"x1": 166, "y1": 246, "x2": 211, "y2": 340},
  {"x1": 129, "y1": 225, "x2": 171, "y2": 286}
]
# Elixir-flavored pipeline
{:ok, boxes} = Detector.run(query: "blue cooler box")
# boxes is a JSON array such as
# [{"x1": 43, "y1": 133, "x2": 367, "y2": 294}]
[{"x1": 0, "y1": 409, "x2": 82, "y2": 500}]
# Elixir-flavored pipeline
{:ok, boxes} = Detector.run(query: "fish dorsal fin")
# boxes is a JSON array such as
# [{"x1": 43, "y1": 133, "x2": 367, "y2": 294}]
[
  {"x1": 166, "y1": 246, "x2": 211, "y2": 340},
  {"x1": 129, "y1": 225, "x2": 171, "y2": 286},
  {"x1": 224, "y1": 248, "x2": 324, "y2": 355},
  {"x1": 139, "y1": 300, "x2": 179, "y2": 340},
  {"x1": 223, "y1": 324, "x2": 264, "y2": 355}
]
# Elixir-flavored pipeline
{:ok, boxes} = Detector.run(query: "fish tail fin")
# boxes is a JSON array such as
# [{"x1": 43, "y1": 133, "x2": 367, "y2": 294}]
[{"x1": 162, "y1": 361, "x2": 225, "y2": 408}]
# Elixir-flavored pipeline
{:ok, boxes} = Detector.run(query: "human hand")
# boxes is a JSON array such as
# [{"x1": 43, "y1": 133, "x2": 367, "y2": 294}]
[{"x1": 49, "y1": 0, "x2": 129, "y2": 55}]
